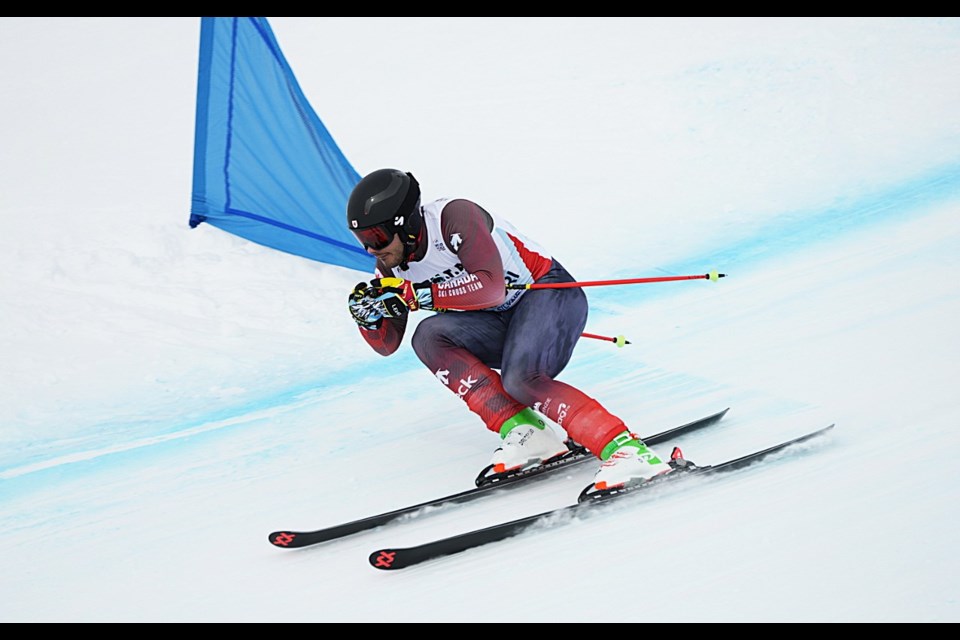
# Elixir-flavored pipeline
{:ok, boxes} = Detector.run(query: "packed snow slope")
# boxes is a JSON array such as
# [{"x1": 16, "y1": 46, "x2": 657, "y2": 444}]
[{"x1": 1, "y1": 18, "x2": 958, "y2": 622}]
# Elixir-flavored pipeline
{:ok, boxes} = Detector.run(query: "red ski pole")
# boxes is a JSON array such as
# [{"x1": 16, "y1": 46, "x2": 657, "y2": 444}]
[
  {"x1": 508, "y1": 270, "x2": 725, "y2": 290},
  {"x1": 580, "y1": 332, "x2": 630, "y2": 347},
  {"x1": 552, "y1": 270, "x2": 725, "y2": 347}
]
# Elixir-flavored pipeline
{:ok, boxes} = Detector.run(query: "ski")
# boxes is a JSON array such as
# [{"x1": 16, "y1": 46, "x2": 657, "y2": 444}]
[
  {"x1": 268, "y1": 407, "x2": 729, "y2": 549},
  {"x1": 368, "y1": 423, "x2": 834, "y2": 571}
]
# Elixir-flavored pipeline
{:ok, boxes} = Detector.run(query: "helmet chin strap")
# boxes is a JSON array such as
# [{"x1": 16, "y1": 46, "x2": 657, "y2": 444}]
[
  {"x1": 398, "y1": 219, "x2": 424, "y2": 271},
  {"x1": 399, "y1": 235, "x2": 416, "y2": 270},
  {"x1": 394, "y1": 199, "x2": 424, "y2": 271}
]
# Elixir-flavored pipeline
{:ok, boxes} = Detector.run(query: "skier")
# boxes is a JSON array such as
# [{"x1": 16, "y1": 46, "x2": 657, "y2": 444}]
[{"x1": 346, "y1": 168, "x2": 671, "y2": 490}]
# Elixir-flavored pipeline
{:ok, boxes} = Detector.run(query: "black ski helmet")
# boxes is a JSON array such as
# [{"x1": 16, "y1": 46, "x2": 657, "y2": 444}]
[{"x1": 346, "y1": 169, "x2": 422, "y2": 250}]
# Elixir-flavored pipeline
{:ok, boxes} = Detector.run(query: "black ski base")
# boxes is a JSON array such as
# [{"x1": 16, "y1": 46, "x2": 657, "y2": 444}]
[
  {"x1": 269, "y1": 407, "x2": 729, "y2": 549},
  {"x1": 368, "y1": 423, "x2": 835, "y2": 571}
]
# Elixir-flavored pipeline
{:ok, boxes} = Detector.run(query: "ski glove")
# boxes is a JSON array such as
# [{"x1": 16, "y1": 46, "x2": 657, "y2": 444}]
[
  {"x1": 368, "y1": 277, "x2": 435, "y2": 314},
  {"x1": 347, "y1": 282, "x2": 386, "y2": 330}
]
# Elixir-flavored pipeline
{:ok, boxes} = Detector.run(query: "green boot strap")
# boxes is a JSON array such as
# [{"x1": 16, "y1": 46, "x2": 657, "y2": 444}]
[
  {"x1": 498, "y1": 407, "x2": 547, "y2": 438},
  {"x1": 600, "y1": 430, "x2": 645, "y2": 460}
]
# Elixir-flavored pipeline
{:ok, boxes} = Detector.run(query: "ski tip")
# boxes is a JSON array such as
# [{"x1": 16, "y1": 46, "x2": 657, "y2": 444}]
[
  {"x1": 801, "y1": 423, "x2": 836, "y2": 440},
  {"x1": 370, "y1": 548, "x2": 402, "y2": 570},
  {"x1": 708, "y1": 407, "x2": 731, "y2": 421}
]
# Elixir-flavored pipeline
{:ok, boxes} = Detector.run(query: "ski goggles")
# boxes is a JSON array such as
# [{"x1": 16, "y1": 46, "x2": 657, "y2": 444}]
[{"x1": 352, "y1": 223, "x2": 396, "y2": 251}]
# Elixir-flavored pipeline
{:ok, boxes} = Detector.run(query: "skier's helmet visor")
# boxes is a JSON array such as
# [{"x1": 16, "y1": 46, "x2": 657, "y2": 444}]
[{"x1": 352, "y1": 222, "x2": 395, "y2": 251}]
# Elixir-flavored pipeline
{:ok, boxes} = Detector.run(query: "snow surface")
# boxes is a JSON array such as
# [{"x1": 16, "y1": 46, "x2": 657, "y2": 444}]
[{"x1": 2, "y1": 17, "x2": 960, "y2": 622}]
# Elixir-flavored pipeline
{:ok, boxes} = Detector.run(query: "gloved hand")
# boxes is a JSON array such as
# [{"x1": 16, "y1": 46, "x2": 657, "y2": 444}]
[
  {"x1": 347, "y1": 282, "x2": 386, "y2": 329},
  {"x1": 368, "y1": 277, "x2": 435, "y2": 314}
]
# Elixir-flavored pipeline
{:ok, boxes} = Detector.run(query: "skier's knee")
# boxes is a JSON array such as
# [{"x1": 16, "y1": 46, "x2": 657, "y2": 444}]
[{"x1": 501, "y1": 370, "x2": 545, "y2": 406}]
